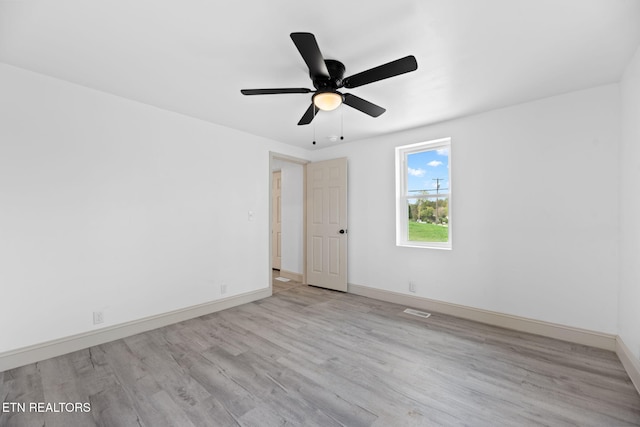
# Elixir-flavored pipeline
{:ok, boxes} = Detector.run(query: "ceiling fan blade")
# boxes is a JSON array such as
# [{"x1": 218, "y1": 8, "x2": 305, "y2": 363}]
[
  {"x1": 342, "y1": 93, "x2": 386, "y2": 117},
  {"x1": 290, "y1": 32, "x2": 330, "y2": 79},
  {"x1": 297, "y1": 103, "x2": 319, "y2": 125},
  {"x1": 342, "y1": 55, "x2": 418, "y2": 89},
  {"x1": 241, "y1": 88, "x2": 312, "y2": 95}
]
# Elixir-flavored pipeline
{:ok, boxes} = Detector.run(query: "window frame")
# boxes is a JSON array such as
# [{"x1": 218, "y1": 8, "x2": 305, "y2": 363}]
[{"x1": 395, "y1": 137, "x2": 452, "y2": 250}]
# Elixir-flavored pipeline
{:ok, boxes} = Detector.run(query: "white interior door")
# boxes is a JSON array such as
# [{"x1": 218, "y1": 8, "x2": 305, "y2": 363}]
[
  {"x1": 306, "y1": 158, "x2": 348, "y2": 291},
  {"x1": 272, "y1": 171, "x2": 282, "y2": 270}
]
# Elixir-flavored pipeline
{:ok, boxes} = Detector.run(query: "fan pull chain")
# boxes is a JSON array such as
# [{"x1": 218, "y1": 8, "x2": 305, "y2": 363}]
[
  {"x1": 312, "y1": 104, "x2": 317, "y2": 145},
  {"x1": 340, "y1": 104, "x2": 344, "y2": 141}
]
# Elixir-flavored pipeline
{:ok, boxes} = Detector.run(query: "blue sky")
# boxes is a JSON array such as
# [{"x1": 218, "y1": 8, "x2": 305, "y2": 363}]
[{"x1": 407, "y1": 148, "x2": 449, "y2": 195}]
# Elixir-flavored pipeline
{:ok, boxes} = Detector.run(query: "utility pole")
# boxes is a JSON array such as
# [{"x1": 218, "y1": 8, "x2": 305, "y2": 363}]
[{"x1": 433, "y1": 178, "x2": 442, "y2": 223}]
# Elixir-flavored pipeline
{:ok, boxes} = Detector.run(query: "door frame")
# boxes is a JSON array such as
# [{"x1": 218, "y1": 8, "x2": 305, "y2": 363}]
[
  {"x1": 269, "y1": 152, "x2": 309, "y2": 291},
  {"x1": 272, "y1": 170, "x2": 282, "y2": 271}
]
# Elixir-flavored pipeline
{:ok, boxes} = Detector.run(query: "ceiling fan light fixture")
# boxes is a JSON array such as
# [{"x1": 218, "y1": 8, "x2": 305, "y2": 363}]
[{"x1": 313, "y1": 91, "x2": 342, "y2": 111}]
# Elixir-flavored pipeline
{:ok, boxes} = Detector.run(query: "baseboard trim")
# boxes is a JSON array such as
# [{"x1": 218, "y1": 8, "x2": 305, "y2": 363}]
[
  {"x1": 279, "y1": 269, "x2": 303, "y2": 282},
  {"x1": 616, "y1": 336, "x2": 640, "y2": 396},
  {"x1": 348, "y1": 284, "x2": 616, "y2": 351},
  {"x1": 0, "y1": 288, "x2": 271, "y2": 373}
]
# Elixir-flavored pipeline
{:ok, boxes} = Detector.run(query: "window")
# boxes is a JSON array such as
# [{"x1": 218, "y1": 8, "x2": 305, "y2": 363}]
[{"x1": 396, "y1": 138, "x2": 451, "y2": 249}]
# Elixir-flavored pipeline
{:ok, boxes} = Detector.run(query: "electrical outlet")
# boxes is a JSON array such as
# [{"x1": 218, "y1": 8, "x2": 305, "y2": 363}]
[
  {"x1": 220, "y1": 284, "x2": 227, "y2": 295},
  {"x1": 409, "y1": 281, "x2": 416, "y2": 293},
  {"x1": 93, "y1": 311, "x2": 104, "y2": 325}
]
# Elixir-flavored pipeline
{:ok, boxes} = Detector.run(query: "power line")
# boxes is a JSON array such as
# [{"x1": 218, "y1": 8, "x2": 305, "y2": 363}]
[{"x1": 408, "y1": 188, "x2": 449, "y2": 193}]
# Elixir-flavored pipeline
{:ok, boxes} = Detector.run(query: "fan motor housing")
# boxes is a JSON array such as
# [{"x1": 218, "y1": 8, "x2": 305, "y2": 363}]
[{"x1": 312, "y1": 59, "x2": 346, "y2": 90}]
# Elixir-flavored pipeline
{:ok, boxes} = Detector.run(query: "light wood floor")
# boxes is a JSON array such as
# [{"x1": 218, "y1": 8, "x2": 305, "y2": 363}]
[{"x1": 2, "y1": 274, "x2": 639, "y2": 426}]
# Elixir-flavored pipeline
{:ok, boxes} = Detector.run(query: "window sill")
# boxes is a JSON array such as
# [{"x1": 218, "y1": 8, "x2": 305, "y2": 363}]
[{"x1": 397, "y1": 242, "x2": 452, "y2": 250}]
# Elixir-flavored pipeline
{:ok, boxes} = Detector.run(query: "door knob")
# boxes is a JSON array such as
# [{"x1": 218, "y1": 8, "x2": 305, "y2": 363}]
[{"x1": 339, "y1": 229, "x2": 346, "y2": 234}]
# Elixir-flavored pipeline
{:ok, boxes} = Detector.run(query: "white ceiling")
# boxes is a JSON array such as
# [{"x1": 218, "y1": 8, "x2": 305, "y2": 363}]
[{"x1": 1, "y1": 0, "x2": 639, "y2": 150}]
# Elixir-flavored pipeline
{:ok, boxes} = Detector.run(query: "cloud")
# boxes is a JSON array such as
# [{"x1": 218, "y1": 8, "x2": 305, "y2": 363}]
[
  {"x1": 427, "y1": 160, "x2": 443, "y2": 167},
  {"x1": 408, "y1": 167, "x2": 426, "y2": 177},
  {"x1": 436, "y1": 148, "x2": 449, "y2": 156}
]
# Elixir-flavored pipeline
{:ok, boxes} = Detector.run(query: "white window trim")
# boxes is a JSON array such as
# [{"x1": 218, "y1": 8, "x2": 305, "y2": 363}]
[{"x1": 395, "y1": 137, "x2": 452, "y2": 250}]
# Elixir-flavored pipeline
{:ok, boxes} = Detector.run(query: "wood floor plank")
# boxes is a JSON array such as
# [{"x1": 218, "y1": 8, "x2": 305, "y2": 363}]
[
  {"x1": 38, "y1": 356, "x2": 98, "y2": 427},
  {"x1": 87, "y1": 382, "x2": 143, "y2": 427},
  {"x1": 233, "y1": 352, "x2": 344, "y2": 427},
  {"x1": 1, "y1": 276, "x2": 639, "y2": 426},
  {"x1": 0, "y1": 372, "x2": 46, "y2": 427}
]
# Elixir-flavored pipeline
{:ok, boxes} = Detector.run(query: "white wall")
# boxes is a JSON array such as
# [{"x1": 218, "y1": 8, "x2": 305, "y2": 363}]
[
  {"x1": 0, "y1": 58, "x2": 630, "y2": 356},
  {"x1": 0, "y1": 63, "x2": 309, "y2": 353},
  {"x1": 280, "y1": 163, "x2": 304, "y2": 275},
  {"x1": 619, "y1": 44, "x2": 640, "y2": 360},
  {"x1": 313, "y1": 84, "x2": 621, "y2": 334}
]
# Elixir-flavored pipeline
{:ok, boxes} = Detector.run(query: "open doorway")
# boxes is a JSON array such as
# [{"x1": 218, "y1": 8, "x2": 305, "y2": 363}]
[{"x1": 270, "y1": 153, "x2": 308, "y2": 292}]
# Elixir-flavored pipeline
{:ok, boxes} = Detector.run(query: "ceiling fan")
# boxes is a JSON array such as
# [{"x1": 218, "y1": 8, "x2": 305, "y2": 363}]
[{"x1": 241, "y1": 32, "x2": 418, "y2": 125}]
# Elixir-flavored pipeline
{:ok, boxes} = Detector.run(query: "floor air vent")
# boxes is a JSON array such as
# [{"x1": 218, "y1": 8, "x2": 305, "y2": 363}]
[{"x1": 403, "y1": 308, "x2": 431, "y2": 318}]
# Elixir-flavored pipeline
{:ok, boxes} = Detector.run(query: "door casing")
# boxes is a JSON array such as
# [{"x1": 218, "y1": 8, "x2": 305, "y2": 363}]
[{"x1": 272, "y1": 170, "x2": 282, "y2": 270}]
